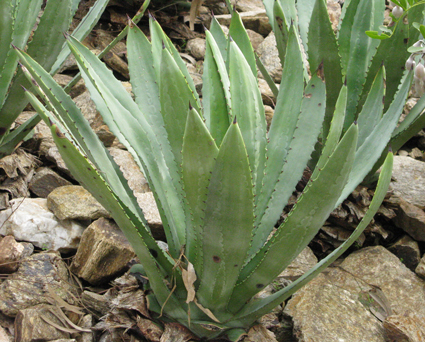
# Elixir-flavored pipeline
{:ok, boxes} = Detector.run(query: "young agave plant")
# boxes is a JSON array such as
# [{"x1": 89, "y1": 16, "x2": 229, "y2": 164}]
[
  {"x1": 0, "y1": 0, "x2": 109, "y2": 157},
  {"x1": 17, "y1": 1, "x2": 399, "y2": 340}
]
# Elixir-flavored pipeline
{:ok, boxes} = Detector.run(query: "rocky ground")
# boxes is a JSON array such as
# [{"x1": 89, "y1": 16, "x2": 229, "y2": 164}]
[{"x1": 0, "y1": 1, "x2": 425, "y2": 341}]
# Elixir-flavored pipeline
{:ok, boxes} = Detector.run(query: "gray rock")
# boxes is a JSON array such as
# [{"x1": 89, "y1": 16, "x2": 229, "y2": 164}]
[
  {"x1": 416, "y1": 254, "x2": 425, "y2": 279},
  {"x1": 388, "y1": 235, "x2": 421, "y2": 271},
  {"x1": 0, "y1": 252, "x2": 76, "y2": 316},
  {"x1": 257, "y1": 32, "x2": 282, "y2": 83},
  {"x1": 285, "y1": 246, "x2": 425, "y2": 342},
  {"x1": 47, "y1": 185, "x2": 111, "y2": 221},
  {"x1": 392, "y1": 197, "x2": 425, "y2": 241},
  {"x1": 187, "y1": 38, "x2": 206, "y2": 60},
  {"x1": 29, "y1": 167, "x2": 72, "y2": 198},
  {"x1": 0, "y1": 198, "x2": 85, "y2": 252},
  {"x1": 70, "y1": 218, "x2": 135, "y2": 286},
  {"x1": 108, "y1": 147, "x2": 150, "y2": 194},
  {"x1": 0, "y1": 235, "x2": 33, "y2": 274},
  {"x1": 390, "y1": 156, "x2": 425, "y2": 209},
  {"x1": 135, "y1": 192, "x2": 165, "y2": 240},
  {"x1": 14, "y1": 304, "x2": 70, "y2": 342},
  {"x1": 247, "y1": 29, "x2": 265, "y2": 51}
]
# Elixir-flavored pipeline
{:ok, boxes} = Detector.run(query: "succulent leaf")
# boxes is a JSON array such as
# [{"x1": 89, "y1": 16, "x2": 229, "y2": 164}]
[
  {"x1": 203, "y1": 30, "x2": 232, "y2": 146},
  {"x1": 228, "y1": 39, "x2": 267, "y2": 202},
  {"x1": 181, "y1": 106, "x2": 219, "y2": 271},
  {"x1": 228, "y1": 10, "x2": 256, "y2": 77},
  {"x1": 338, "y1": 69, "x2": 413, "y2": 204},
  {"x1": 209, "y1": 15, "x2": 229, "y2": 66},
  {"x1": 149, "y1": 16, "x2": 201, "y2": 112},
  {"x1": 357, "y1": 65, "x2": 386, "y2": 147},
  {"x1": 0, "y1": 0, "x2": 79, "y2": 128},
  {"x1": 197, "y1": 121, "x2": 254, "y2": 317},
  {"x1": 307, "y1": 0, "x2": 343, "y2": 138},
  {"x1": 339, "y1": 0, "x2": 385, "y2": 127},
  {"x1": 252, "y1": 73, "x2": 326, "y2": 253},
  {"x1": 0, "y1": 0, "x2": 43, "y2": 108}
]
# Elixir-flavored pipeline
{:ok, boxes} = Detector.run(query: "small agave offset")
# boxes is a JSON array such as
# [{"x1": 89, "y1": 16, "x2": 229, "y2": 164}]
[{"x1": 15, "y1": 0, "x2": 424, "y2": 340}]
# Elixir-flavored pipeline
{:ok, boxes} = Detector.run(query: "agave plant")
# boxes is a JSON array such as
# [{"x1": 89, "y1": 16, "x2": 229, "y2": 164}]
[
  {"x1": 0, "y1": 0, "x2": 110, "y2": 157},
  {"x1": 261, "y1": 0, "x2": 425, "y2": 180},
  {"x1": 16, "y1": 0, "x2": 413, "y2": 339}
]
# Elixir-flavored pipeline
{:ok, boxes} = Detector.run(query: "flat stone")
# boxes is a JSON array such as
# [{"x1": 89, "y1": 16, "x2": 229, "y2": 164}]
[
  {"x1": 29, "y1": 167, "x2": 72, "y2": 198},
  {"x1": 392, "y1": 197, "x2": 425, "y2": 241},
  {"x1": 0, "y1": 198, "x2": 85, "y2": 251},
  {"x1": 47, "y1": 185, "x2": 111, "y2": 221},
  {"x1": 285, "y1": 272, "x2": 385, "y2": 342},
  {"x1": 14, "y1": 304, "x2": 70, "y2": 342},
  {"x1": 0, "y1": 252, "x2": 76, "y2": 317},
  {"x1": 388, "y1": 234, "x2": 421, "y2": 271},
  {"x1": 70, "y1": 218, "x2": 135, "y2": 286},
  {"x1": 390, "y1": 156, "x2": 425, "y2": 209},
  {"x1": 0, "y1": 236, "x2": 33, "y2": 274},
  {"x1": 284, "y1": 246, "x2": 425, "y2": 341}
]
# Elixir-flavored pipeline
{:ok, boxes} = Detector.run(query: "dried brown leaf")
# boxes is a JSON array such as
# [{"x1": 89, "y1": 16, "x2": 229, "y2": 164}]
[{"x1": 182, "y1": 261, "x2": 197, "y2": 304}]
